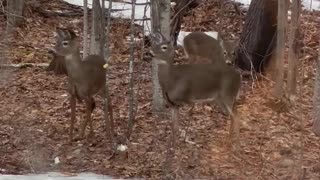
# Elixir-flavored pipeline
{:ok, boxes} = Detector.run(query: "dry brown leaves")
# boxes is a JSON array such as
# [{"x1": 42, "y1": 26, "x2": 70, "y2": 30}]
[{"x1": 0, "y1": 0, "x2": 320, "y2": 179}]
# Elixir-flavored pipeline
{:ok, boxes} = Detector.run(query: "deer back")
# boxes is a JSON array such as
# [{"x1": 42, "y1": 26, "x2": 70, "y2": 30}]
[{"x1": 183, "y1": 32, "x2": 238, "y2": 65}]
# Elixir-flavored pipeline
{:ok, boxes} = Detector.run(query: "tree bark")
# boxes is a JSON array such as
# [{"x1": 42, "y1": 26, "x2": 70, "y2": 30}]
[
  {"x1": 6, "y1": 0, "x2": 25, "y2": 33},
  {"x1": 312, "y1": 39, "x2": 320, "y2": 137},
  {"x1": 83, "y1": 0, "x2": 89, "y2": 58},
  {"x1": 273, "y1": 0, "x2": 287, "y2": 99},
  {"x1": 234, "y1": 0, "x2": 277, "y2": 73},
  {"x1": 150, "y1": 0, "x2": 171, "y2": 113},
  {"x1": 287, "y1": 0, "x2": 301, "y2": 100},
  {"x1": 90, "y1": 0, "x2": 103, "y2": 56}
]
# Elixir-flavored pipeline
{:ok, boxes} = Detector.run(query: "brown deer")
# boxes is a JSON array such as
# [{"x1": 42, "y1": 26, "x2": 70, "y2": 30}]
[
  {"x1": 46, "y1": 49, "x2": 67, "y2": 75},
  {"x1": 150, "y1": 32, "x2": 241, "y2": 148},
  {"x1": 52, "y1": 28, "x2": 113, "y2": 141},
  {"x1": 183, "y1": 32, "x2": 239, "y2": 64}
]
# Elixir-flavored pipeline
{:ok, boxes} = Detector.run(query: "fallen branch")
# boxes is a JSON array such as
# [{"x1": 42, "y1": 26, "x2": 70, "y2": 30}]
[{"x1": 1, "y1": 63, "x2": 49, "y2": 69}]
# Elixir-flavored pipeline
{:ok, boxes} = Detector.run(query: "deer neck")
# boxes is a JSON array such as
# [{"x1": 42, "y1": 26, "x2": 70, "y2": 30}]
[
  {"x1": 64, "y1": 49, "x2": 83, "y2": 80},
  {"x1": 157, "y1": 60, "x2": 173, "y2": 89}
]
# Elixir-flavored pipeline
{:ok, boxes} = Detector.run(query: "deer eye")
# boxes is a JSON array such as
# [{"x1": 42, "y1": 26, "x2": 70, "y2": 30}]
[
  {"x1": 62, "y1": 41, "x2": 69, "y2": 47},
  {"x1": 161, "y1": 45, "x2": 168, "y2": 51},
  {"x1": 223, "y1": 51, "x2": 227, "y2": 56}
]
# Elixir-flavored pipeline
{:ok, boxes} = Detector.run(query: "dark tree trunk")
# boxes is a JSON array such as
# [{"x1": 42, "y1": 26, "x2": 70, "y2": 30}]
[{"x1": 235, "y1": 0, "x2": 277, "y2": 73}]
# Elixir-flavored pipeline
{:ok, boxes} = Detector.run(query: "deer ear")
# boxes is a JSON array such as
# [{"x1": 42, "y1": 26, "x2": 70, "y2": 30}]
[
  {"x1": 219, "y1": 39, "x2": 224, "y2": 48},
  {"x1": 151, "y1": 31, "x2": 166, "y2": 43},
  {"x1": 66, "y1": 29, "x2": 77, "y2": 40},
  {"x1": 55, "y1": 28, "x2": 65, "y2": 38}
]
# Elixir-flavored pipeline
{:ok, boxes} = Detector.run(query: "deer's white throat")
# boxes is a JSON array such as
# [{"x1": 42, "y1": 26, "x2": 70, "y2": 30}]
[
  {"x1": 157, "y1": 59, "x2": 168, "y2": 65},
  {"x1": 65, "y1": 54, "x2": 75, "y2": 61}
]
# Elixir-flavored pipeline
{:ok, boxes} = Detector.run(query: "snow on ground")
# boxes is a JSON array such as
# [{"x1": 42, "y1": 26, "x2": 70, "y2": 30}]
[
  {"x1": 63, "y1": 0, "x2": 219, "y2": 46},
  {"x1": 64, "y1": 0, "x2": 152, "y2": 34},
  {"x1": 0, "y1": 172, "x2": 116, "y2": 180}
]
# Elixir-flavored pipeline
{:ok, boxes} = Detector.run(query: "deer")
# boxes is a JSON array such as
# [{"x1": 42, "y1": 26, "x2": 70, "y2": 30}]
[
  {"x1": 46, "y1": 49, "x2": 67, "y2": 75},
  {"x1": 183, "y1": 32, "x2": 239, "y2": 65},
  {"x1": 52, "y1": 28, "x2": 113, "y2": 141},
  {"x1": 150, "y1": 32, "x2": 241, "y2": 149}
]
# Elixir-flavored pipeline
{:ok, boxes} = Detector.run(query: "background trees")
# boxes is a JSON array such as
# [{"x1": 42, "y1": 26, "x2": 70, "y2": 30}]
[
  {"x1": 6, "y1": 0, "x2": 25, "y2": 33},
  {"x1": 235, "y1": 0, "x2": 277, "y2": 73}
]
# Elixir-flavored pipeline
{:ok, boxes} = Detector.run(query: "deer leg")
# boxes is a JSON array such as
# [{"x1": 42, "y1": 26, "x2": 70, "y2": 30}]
[
  {"x1": 88, "y1": 97, "x2": 95, "y2": 136},
  {"x1": 214, "y1": 98, "x2": 228, "y2": 116},
  {"x1": 225, "y1": 105, "x2": 240, "y2": 151},
  {"x1": 69, "y1": 94, "x2": 76, "y2": 142},
  {"x1": 80, "y1": 97, "x2": 93, "y2": 138}
]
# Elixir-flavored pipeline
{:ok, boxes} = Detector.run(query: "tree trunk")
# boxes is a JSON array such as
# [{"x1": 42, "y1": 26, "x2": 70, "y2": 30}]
[
  {"x1": 273, "y1": 0, "x2": 287, "y2": 99},
  {"x1": 287, "y1": 0, "x2": 301, "y2": 100},
  {"x1": 6, "y1": 0, "x2": 25, "y2": 33},
  {"x1": 150, "y1": 0, "x2": 171, "y2": 113},
  {"x1": 104, "y1": 0, "x2": 114, "y2": 143},
  {"x1": 83, "y1": 0, "x2": 89, "y2": 58},
  {"x1": 90, "y1": 0, "x2": 103, "y2": 56},
  {"x1": 312, "y1": 39, "x2": 320, "y2": 137},
  {"x1": 234, "y1": 0, "x2": 277, "y2": 73}
]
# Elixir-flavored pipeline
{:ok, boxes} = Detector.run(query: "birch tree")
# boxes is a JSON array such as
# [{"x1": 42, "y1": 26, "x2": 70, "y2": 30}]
[
  {"x1": 150, "y1": 0, "x2": 171, "y2": 113},
  {"x1": 273, "y1": 0, "x2": 287, "y2": 98},
  {"x1": 287, "y1": 0, "x2": 301, "y2": 100},
  {"x1": 90, "y1": 0, "x2": 103, "y2": 56},
  {"x1": 83, "y1": 0, "x2": 89, "y2": 58}
]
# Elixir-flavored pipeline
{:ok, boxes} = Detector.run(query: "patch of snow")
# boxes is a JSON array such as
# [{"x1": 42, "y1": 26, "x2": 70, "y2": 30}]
[
  {"x1": 63, "y1": 0, "x2": 152, "y2": 34},
  {"x1": 54, "y1": 157, "x2": 60, "y2": 164},
  {"x1": 116, "y1": 144, "x2": 127, "y2": 152},
  {"x1": 0, "y1": 172, "x2": 115, "y2": 180}
]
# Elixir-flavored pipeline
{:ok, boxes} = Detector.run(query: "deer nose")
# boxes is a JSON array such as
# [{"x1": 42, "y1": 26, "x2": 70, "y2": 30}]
[
  {"x1": 48, "y1": 48, "x2": 57, "y2": 55},
  {"x1": 225, "y1": 60, "x2": 233, "y2": 65}
]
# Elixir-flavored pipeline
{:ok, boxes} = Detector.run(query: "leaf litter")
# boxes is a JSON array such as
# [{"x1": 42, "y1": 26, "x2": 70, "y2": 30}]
[{"x1": 0, "y1": 0, "x2": 320, "y2": 179}]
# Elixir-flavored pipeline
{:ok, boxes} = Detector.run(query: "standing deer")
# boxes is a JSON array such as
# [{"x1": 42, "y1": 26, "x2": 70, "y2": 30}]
[
  {"x1": 183, "y1": 32, "x2": 239, "y2": 64},
  {"x1": 150, "y1": 32, "x2": 241, "y2": 149},
  {"x1": 52, "y1": 28, "x2": 113, "y2": 141}
]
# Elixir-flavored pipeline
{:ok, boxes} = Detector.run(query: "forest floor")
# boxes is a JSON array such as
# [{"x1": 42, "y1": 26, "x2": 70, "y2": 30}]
[{"x1": 0, "y1": 0, "x2": 320, "y2": 179}]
